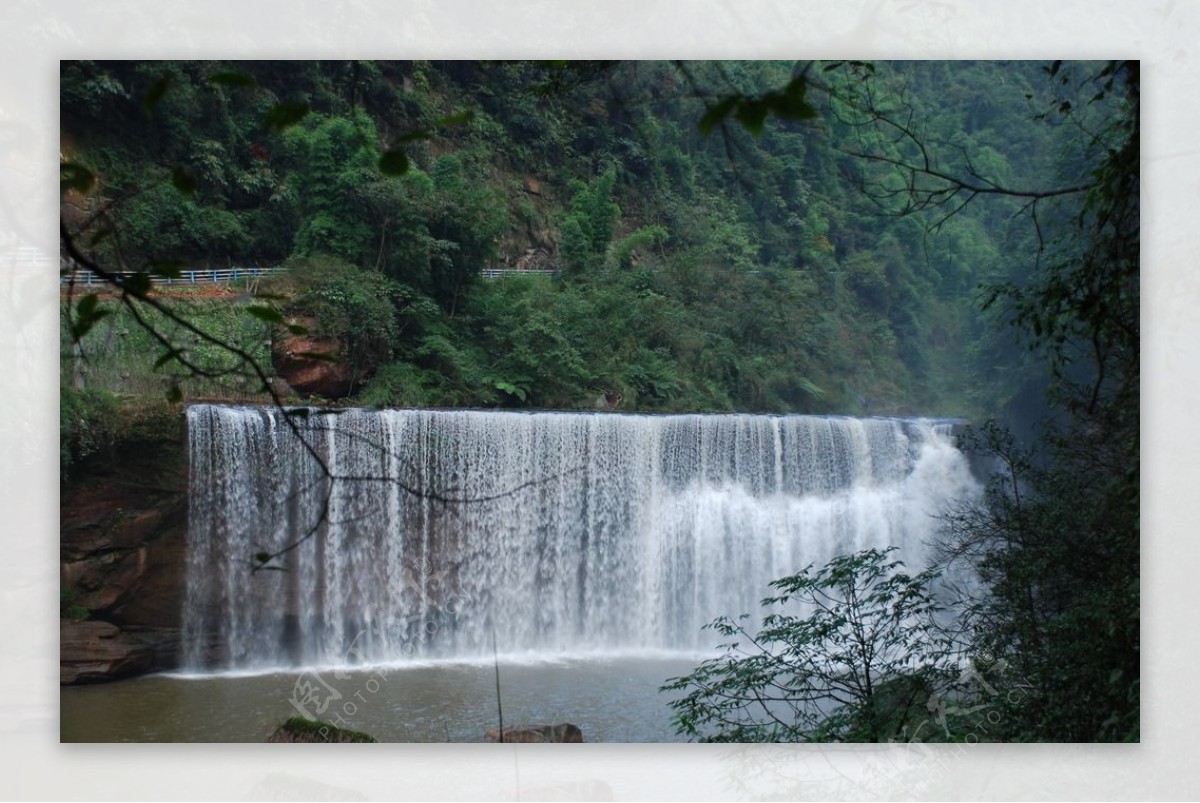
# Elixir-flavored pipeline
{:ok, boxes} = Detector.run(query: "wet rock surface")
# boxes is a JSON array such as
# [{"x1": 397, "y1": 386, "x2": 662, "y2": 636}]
[
  {"x1": 484, "y1": 723, "x2": 585, "y2": 743},
  {"x1": 60, "y1": 621, "x2": 155, "y2": 685},
  {"x1": 60, "y1": 418, "x2": 188, "y2": 683}
]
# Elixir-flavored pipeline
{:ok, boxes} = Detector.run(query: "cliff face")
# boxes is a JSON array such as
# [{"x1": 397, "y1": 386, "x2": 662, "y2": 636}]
[{"x1": 60, "y1": 414, "x2": 188, "y2": 684}]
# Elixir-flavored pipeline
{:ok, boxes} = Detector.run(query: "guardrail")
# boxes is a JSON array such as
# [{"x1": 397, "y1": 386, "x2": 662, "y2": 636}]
[
  {"x1": 60, "y1": 264, "x2": 557, "y2": 286},
  {"x1": 480, "y1": 268, "x2": 560, "y2": 280},
  {"x1": 60, "y1": 265, "x2": 286, "y2": 287}
]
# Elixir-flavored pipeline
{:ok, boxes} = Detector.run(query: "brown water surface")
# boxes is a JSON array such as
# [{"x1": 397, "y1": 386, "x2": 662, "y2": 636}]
[{"x1": 60, "y1": 654, "x2": 699, "y2": 742}]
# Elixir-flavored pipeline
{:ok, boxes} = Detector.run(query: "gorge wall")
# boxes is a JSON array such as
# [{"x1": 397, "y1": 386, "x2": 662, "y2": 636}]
[{"x1": 60, "y1": 415, "x2": 188, "y2": 684}]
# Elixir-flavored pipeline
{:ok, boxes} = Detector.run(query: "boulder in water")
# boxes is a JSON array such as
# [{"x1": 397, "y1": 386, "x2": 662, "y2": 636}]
[
  {"x1": 267, "y1": 716, "x2": 378, "y2": 743},
  {"x1": 484, "y1": 723, "x2": 584, "y2": 743}
]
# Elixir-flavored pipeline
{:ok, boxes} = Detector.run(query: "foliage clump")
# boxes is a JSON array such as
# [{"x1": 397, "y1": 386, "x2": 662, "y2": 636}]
[
  {"x1": 662, "y1": 548, "x2": 962, "y2": 743},
  {"x1": 63, "y1": 59, "x2": 1064, "y2": 418}
]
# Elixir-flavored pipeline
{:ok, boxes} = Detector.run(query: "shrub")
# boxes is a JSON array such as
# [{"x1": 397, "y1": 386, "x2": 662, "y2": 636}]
[
  {"x1": 662, "y1": 548, "x2": 963, "y2": 742},
  {"x1": 288, "y1": 256, "x2": 403, "y2": 383}
]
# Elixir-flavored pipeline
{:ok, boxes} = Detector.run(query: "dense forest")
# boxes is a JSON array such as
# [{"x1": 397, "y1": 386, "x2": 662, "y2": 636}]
[
  {"x1": 60, "y1": 60, "x2": 1078, "y2": 419},
  {"x1": 59, "y1": 60, "x2": 1138, "y2": 742}
]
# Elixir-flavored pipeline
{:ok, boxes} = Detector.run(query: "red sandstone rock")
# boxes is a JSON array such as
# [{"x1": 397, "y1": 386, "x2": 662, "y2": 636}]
[
  {"x1": 60, "y1": 420, "x2": 189, "y2": 682},
  {"x1": 60, "y1": 621, "x2": 154, "y2": 685},
  {"x1": 270, "y1": 316, "x2": 355, "y2": 399}
]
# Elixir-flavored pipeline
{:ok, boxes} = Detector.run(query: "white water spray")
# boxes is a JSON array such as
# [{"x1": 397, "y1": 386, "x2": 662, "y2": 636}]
[{"x1": 182, "y1": 406, "x2": 978, "y2": 670}]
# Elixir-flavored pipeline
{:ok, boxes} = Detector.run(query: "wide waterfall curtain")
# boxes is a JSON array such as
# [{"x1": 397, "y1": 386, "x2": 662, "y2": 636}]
[{"x1": 183, "y1": 406, "x2": 979, "y2": 671}]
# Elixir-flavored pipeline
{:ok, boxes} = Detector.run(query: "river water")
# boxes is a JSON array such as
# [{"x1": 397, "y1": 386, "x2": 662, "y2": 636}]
[{"x1": 60, "y1": 653, "x2": 700, "y2": 742}]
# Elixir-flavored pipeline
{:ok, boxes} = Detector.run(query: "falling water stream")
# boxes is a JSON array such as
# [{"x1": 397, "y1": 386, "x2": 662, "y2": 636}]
[{"x1": 180, "y1": 405, "x2": 980, "y2": 673}]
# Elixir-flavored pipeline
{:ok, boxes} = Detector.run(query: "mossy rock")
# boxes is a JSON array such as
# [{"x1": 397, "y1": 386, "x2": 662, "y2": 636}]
[{"x1": 267, "y1": 716, "x2": 377, "y2": 743}]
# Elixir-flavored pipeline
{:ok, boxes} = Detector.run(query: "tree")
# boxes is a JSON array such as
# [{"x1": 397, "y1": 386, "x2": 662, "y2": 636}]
[
  {"x1": 559, "y1": 165, "x2": 619, "y2": 275},
  {"x1": 661, "y1": 548, "x2": 963, "y2": 743},
  {"x1": 940, "y1": 64, "x2": 1139, "y2": 742},
  {"x1": 858, "y1": 60, "x2": 1140, "y2": 741}
]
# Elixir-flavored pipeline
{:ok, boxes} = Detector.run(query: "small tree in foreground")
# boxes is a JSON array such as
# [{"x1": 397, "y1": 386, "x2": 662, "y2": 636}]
[{"x1": 662, "y1": 548, "x2": 963, "y2": 742}]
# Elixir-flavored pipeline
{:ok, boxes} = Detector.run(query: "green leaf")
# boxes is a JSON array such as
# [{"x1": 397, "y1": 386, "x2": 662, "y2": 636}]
[
  {"x1": 287, "y1": 323, "x2": 309, "y2": 336},
  {"x1": 208, "y1": 70, "x2": 257, "y2": 89},
  {"x1": 378, "y1": 149, "x2": 409, "y2": 176},
  {"x1": 71, "y1": 294, "x2": 113, "y2": 340},
  {"x1": 295, "y1": 351, "x2": 338, "y2": 362},
  {"x1": 767, "y1": 78, "x2": 817, "y2": 122},
  {"x1": 147, "y1": 261, "x2": 184, "y2": 279},
  {"x1": 246, "y1": 304, "x2": 285, "y2": 324},
  {"x1": 171, "y1": 166, "x2": 197, "y2": 196},
  {"x1": 393, "y1": 130, "x2": 433, "y2": 144},
  {"x1": 493, "y1": 381, "x2": 527, "y2": 402},
  {"x1": 122, "y1": 272, "x2": 152, "y2": 296},
  {"x1": 77, "y1": 293, "x2": 99, "y2": 319},
  {"x1": 263, "y1": 100, "x2": 310, "y2": 131},
  {"x1": 165, "y1": 384, "x2": 183, "y2": 403},
  {"x1": 143, "y1": 74, "x2": 172, "y2": 115},
  {"x1": 60, "y1": 162, "x2": 95, "y2": 195},
  {"x1": 153, "y1": 348, "x2": 185, "y2": 370},
  {"x1": 734, "y1": 99, "x2": 769, "y2": 137},
  {"x1": 698, "y1": 95, "x2": 740, "y2": 136},
  {"x1": 801, "y1": 379, "x2": 830, "y2": 398},
  {"x1": 70, "y1": 314, "x2": 106, "y2": 342}
]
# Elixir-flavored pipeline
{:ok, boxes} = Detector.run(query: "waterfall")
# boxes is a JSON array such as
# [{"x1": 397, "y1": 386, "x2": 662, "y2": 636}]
[{"x1": 181, "y1": 405, "x2": 979, "y2": 671}]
